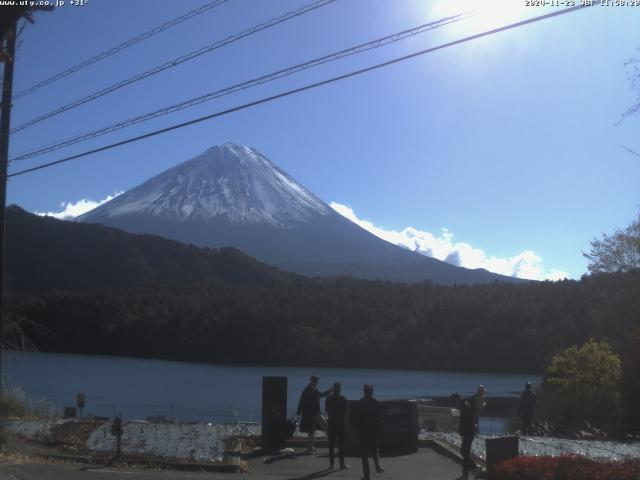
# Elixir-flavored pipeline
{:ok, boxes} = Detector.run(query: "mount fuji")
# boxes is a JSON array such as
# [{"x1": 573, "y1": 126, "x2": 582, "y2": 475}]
[{"x1": 78, "y1": 143, "x2": 521, "y2": 284}]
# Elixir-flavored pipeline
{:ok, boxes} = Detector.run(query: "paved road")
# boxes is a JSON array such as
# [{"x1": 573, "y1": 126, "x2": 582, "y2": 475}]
[{"x1": 0, "y1": 447, "x2": 462, "y2": 480}]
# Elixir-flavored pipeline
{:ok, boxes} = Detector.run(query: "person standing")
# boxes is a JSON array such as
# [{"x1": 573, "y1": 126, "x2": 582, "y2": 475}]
[
  {"x1": 297, "y1": 375, "x2": 331, "y2": 453},
  {"x1": 355, "y1": 384, "x2": 384, "y2": 480},
  {"x1": 325, "y1": 382, "x2": 349, "y2": 470},
  {"x1": 518, "y1": 382, "x2": 536, "y2": 436},
  {"x1": 469, "y1": 385, "x2": 486, "y2": 430},
  {"x1": 452, "y1": 393, "x2": 477, "y2": 480}
]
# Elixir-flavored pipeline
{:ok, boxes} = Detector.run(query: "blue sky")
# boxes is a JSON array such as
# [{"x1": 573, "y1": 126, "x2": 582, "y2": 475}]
[{"x1": 5, "y1": 0, "x2": 640, "y2": 280}]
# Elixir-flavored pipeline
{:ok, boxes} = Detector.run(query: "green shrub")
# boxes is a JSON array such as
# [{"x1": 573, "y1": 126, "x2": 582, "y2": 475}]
[{"x1": 540, "y1": 339, "x2": 622, "y2": 433}]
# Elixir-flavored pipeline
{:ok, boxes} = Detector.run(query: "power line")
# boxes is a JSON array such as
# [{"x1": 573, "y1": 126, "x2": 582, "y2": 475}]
[
  {"x1": 10, "y1": 12, "x2": 471, "y2": 163},
  {"x1": 12, "y1": 0, "x2": 230, "y2": 100},
  {"x1": 8, "y1": 4, "x2": 595, "y2": 179},
  {"x1": 9, "y1": 0, "x2": 337, "y2": 134},
  {"x1": 621, "y1": 145, "x2": 640, "y2": 159}
]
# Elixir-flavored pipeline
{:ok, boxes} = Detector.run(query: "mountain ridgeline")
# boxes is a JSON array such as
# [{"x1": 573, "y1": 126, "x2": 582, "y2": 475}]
[
  {"x1": 5, "y1": 205, "x2": 299, "y2": 292},
  {"x1": 77, "y1": 143, "x2": 524, "y2": 285}
]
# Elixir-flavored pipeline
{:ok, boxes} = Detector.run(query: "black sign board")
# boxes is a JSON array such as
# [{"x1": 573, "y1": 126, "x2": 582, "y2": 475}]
[
  {"x1": 64, "y1": 407, "x2": 76, "y2": 418},
  {"x1": 262, "y1": 376, "x2": 288, "y2": 452}
]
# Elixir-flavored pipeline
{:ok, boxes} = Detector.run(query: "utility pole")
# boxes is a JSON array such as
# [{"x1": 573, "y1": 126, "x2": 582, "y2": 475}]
[{"x1": 0, "y1": 19, "x2": 17, "y2": 401}]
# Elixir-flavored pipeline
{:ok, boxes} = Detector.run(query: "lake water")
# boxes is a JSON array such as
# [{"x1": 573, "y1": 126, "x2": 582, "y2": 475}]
[{"x1": 2, "y1": 351, "x2": 540, "y2": 433}]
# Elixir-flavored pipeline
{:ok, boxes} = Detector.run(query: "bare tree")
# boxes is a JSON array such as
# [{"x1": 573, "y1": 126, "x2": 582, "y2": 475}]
[
  {"x1": 584, "y1": 211, "x2": 640, "y2": 273},
  {"x1": 1, "y1": 312, "x2": 54, "y2": 352},
  {"x1": 620, "y1": 49, "x2": 640, "y2": 123}
]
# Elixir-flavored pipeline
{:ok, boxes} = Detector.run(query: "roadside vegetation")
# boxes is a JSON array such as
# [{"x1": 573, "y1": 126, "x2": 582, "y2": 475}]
[
  {"x1": 494, "y1": 455, "x2": 640, "y2": 480},
  {"x1": 0, "y1": 386, "x2": 50, "y2": 446},
  {"x1": 0, "y1": 386, "x2": 53, "y2": 419},
  {"x1": 537, "y1": 340, "x2": 627, "y2": 436},
  {"x1": 0, "y1": 388, "x2": 31, "y2": 418}
]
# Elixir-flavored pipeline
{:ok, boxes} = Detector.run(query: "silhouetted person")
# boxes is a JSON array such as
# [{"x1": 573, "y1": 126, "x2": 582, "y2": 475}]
[
  {"x1": 355, "y1": 384, "x2": 383, "y2": 480},
  {"x1": 297, "y1": 375, "x2": 331, "y2": 452},
  {"x1": 518, "y1": 382, "x2": 536, "y2": 436},
  {"x1": 452, "y1": 393, "x2": 477, "y2": 480},
  {"x1": 469, "y1": 384, "x2": 486, "y2": 430},
  {"x1": 325, "y1": 382, "x2": 349, "y2": 470}
]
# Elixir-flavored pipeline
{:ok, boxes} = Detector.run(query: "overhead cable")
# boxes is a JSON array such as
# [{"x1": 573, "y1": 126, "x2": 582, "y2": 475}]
[
  {"x1": 8, "y1": 4, "x2": 595, "y2": 178},
  {"x1": 12, "y1": 0, "x2": 230, "y2": 99},
  {"x1": 10, "y1": 0, "x2": 337, "y2": 133},
  {"x1": 10, "y1": 12, "x2": 470, "y2": 162}
]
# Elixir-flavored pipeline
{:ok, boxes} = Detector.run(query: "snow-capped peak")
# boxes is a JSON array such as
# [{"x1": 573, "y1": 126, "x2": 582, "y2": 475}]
[{"x1": 78, "y1": 143, "x2": 330, "y2": 227}]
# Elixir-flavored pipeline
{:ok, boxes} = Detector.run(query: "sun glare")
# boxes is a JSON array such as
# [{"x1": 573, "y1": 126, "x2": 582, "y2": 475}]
[{"x1": 427, "y1": 0, "x2": 534, "y2": 35}]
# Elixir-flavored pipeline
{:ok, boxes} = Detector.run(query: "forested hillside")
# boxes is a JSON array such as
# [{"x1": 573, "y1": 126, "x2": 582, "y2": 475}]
[
  {"x1": 7, "y1": 270, "x2": 639, "y2": 374},
  {"x1": 5, "y1": 205, "x2": 300, "y2": 291}
]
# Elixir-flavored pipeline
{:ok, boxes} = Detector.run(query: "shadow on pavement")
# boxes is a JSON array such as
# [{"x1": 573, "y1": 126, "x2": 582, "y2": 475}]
[
  {"x1": 283, "y1": 467, "x2": 335, "y2": 480},
  {"x1": 263, "y1": 451, "x2": 311, "y2": 464},
  {"x1": 78, "y1": 462, "x2": 110, "y2": 472}
]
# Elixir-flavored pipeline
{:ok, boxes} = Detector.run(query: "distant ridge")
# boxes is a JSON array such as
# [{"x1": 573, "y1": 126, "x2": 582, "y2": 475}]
[{"x1": 5, "y1": 205, "x2": 298, "y2": 292}]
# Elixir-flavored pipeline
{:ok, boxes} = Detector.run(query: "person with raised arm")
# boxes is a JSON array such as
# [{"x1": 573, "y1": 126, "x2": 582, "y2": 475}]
[{"x1": 297, "y1": 375, "x2": 331, "y2": 453}]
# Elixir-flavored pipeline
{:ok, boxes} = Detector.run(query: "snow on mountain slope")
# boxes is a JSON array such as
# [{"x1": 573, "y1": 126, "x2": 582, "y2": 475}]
[{"x1": 78, "y1": 143, "x2": 329, "y2": 227}]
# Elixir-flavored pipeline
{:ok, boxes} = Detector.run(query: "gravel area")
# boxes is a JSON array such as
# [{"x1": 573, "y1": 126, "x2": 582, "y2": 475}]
[
  {"x1": 5, "y1": 419, "x2": 260, "y2": 462},
  {"x1": 5, "y1": 419, "x2": 59, "y2": 443},
  {"x1": 9, "y1": 419, "x2": 640, "y2": 464},
  {"x1": 87, "y1": 420, "x2": 259, "y2": 462},
  {"x1": 423, "y1": 431, "x2": 640, "y2": 461}
]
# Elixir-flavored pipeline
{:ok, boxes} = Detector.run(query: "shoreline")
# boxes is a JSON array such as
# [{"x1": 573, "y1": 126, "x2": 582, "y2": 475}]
[{"x1": 2, "y1": 349, "x2": 543, "y2": 377}]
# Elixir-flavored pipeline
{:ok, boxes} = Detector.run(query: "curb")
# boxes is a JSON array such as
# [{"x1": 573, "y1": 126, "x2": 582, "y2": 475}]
[
  {"x1": 4, "y1": 447, "x2": 243, "y2": 473},
  {"x1": 421, "y1": 438, "x2": 486, "y2": 469},
  {"x1": 423, "y1": 439, "x2": 464, "y2": 464},
  {"x1": 4, "y1": 448, "x2": 92, "y2": 464}
]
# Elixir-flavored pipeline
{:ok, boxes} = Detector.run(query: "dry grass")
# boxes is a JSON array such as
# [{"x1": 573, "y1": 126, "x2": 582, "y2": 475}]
[
  {"x1": 0, "y1": 451, "x2": 41, "y2": 465},
  {"x1": 0, "y1": 392, "x2": 31, "y2": 418}
]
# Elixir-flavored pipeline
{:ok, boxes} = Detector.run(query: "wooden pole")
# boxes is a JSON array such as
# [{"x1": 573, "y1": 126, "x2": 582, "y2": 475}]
[{"x1": 0, "y1": 19, "x2": 17, "y2": 402}]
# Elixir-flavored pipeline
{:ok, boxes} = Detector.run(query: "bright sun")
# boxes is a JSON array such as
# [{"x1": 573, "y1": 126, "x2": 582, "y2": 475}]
[{"x1": 427, "y1": 0, "x2": 532, "y2": 34}]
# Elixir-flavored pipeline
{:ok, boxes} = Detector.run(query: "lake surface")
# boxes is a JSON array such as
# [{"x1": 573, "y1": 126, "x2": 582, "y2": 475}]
[{"x1": 3, "y1": 351, "x2": 540, "y2": 433}]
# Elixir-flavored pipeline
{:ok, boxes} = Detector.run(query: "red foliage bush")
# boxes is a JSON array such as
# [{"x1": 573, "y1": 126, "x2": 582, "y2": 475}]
[{"x1": 493, "y1": 455, "x2": 640, "y2": 480}]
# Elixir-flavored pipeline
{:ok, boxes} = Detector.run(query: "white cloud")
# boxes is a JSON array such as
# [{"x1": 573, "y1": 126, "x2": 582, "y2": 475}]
[
  {"x1": 35, "y1": 191, "x2": 124, "y2": 220},
  {"x1": 330, "y1": 202, "x2": 569, "y2": 281}
]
